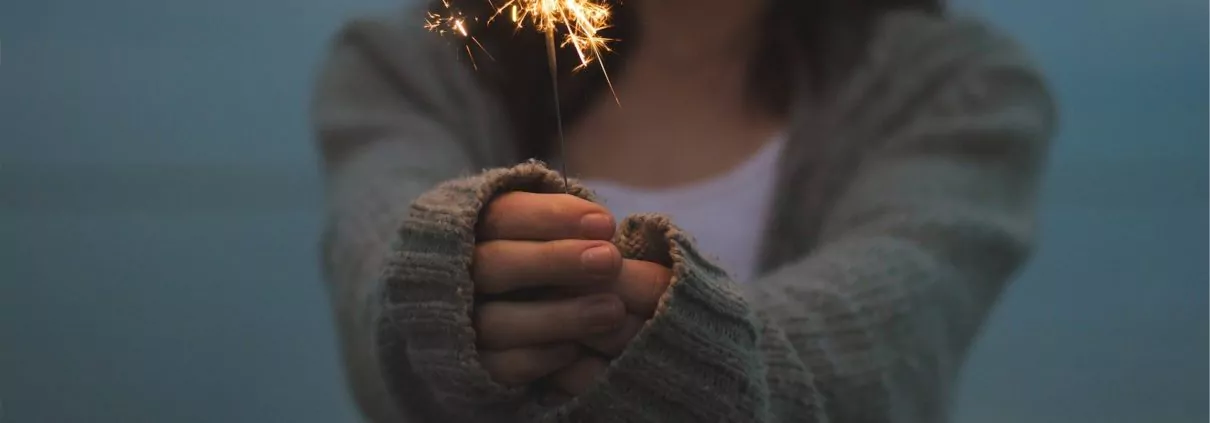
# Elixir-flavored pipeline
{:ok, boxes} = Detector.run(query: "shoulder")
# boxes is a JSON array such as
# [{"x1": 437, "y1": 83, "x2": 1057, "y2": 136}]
[
  {"x1": 864, "y1": 11, "x2": 1041, "y2": 78},
  {"x1": 321, "y1": 6, "x2": 459, "y2": 75},
  {"x1": 312, "y1": 6, "x2": 513, "y2": 151},
  {"x1": 829, "y1": 11, "x2": 1057, "y2": 142},
  {"x1": 314, "y1": 6, "x2": 483, "y2": 114},
  {"x1": 311, "y1": 7, "x2": 518, "y2": 167}
]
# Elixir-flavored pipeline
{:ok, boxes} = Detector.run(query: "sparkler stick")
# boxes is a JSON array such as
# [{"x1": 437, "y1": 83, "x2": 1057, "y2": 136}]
[
  {"x1": 543, "y1": 29, "x2": 571, "y2": 192},
  {"x1": 426, "y1": 0, "x2": 619, "y2": 193}
]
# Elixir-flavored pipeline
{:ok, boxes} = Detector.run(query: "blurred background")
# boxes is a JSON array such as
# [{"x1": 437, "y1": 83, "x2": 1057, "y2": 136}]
[{"x1": 1, "y1": 0, "x2": 1205, "y2": 421}]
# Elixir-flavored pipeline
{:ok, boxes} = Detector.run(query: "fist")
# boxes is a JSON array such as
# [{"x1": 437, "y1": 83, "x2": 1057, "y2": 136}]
[{"x1": 472, "y1": 192, "x2": 671, "y2": 392}]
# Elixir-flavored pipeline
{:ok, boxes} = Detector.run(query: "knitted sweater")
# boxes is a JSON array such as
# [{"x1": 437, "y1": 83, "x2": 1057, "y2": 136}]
[{"x1": 311, "y1": 7, "x2": 1056, "y2": 423}]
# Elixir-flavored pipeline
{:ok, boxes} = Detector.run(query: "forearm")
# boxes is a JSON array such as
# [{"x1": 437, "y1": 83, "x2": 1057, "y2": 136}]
[
  {"x1": 321, "y1": 139, "x2": 473, "y2": 422},
  {"x1": 532, "y1": 214, "x2": 826, "y2": 423},
  {"x1": 346, "y1": 161, "x2": 995, "y2": 423},
  {"x1": 553, "y1": 208, "x2": 1033, "y2": 423},
  {"x1": 347, "y1": 161, "x2": 822, "y2": 422},
  {"x1": 746, "y1": 209, "x2": 1033, "y2": 422},
  {"x1": 738, "y1": 14, "x2": 1053, "y2": 420}
]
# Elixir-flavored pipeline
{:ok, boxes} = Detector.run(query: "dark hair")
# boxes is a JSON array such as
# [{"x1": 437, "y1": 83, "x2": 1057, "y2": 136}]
[{"x1": 433, "y1": 0, "x2": 944, "y2": 159}]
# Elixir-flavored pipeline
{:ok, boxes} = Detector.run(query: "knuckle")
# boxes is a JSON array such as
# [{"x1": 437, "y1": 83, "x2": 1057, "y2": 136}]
[
  {"x1": 472, "y1": 304, "x2": 505, "y2": 342},
  {"x1": 481, "y1": 197, "x2": 511, "y2": 225},
  {"x1": 470, "y1": 245, "x2": 501, "y2": 288},
  {"x1": 544, "y1": 195, "x2": 568, "y2": 217},
  {"x1": 473, "y1": 240, "x2": 504, "y2": 263},
  {"x1": 471, "y1": 316, "x2": 489, "y2": 338}
]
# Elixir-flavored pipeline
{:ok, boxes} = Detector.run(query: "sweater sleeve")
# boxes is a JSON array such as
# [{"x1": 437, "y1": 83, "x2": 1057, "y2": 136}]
[
  {"x1": 521, "y1": 15, "x2": 1057, "y2": 423},
  {"x1": 376, "y1": 162, "x2": 826, "y2": 422},
  {"x1": 311, "y1": 10, "x2": 515, "y2": 422},
  {"x1": 743, "y1": 16, "x2": 1056, "y2": 422},
  {"x1": 343, "y1": 9, "x2": 1054, "y2": 423}
]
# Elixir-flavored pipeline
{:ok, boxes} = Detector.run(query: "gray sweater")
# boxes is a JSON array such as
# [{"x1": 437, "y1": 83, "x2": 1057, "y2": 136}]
[{"x1": 311, "y1": 6, "x2": 1056, "y2": 423}]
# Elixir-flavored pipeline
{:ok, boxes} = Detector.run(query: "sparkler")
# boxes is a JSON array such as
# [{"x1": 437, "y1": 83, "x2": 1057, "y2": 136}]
[
  {"x1": 424, "y1": 3, "x2": 495, "y2": 70},
  {"x1": 426, "y1": 0, "x2": 619, "y2": 192}
]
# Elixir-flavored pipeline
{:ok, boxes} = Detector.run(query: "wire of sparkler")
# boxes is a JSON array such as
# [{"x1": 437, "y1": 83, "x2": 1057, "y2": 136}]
[{"x1": 543, "y1": 29, "x2": 570, "y2": 193}]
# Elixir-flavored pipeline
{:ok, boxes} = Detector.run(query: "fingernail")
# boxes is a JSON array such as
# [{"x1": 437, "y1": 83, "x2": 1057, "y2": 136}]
[
  {"x1": 580, "y1": 213, "x2": 615, "y2": 240},
  {"x1": 581, "y1": 244, "x2": 616, "y2": 275},
  {"x1": 580, "y1": 295, "x2": 624, "y2": 333}
]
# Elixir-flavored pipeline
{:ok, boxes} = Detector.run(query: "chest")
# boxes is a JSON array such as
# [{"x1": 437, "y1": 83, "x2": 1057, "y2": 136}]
[
  {"x1": 580, "y1": 136, "x2": 786, "y2": 283},
  {"x1": 564, "y1": 126, "x2": 782, "y2": 189},
  {"x1": 552, "y1": 101, "x2": 855, "y2": 281},
  {"x1": 561, "y1": 77, "x2": 784, "y2": 190}
]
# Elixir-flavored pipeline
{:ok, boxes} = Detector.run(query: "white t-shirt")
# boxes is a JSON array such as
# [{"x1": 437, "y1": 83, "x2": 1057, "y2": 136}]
[{"x1": 580, "y1": 134, "x2": 786, "y2": 283}]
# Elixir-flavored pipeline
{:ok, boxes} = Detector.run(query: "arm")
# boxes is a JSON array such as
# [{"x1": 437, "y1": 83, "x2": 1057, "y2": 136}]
[
  {"x1": 524, "y1": 14, "x2": 1057, "y2": 422},
  {"x1": 751, "y1": 16, "x2": 1057, "y2": 421},
  {"x1": 311, "y1": 10, "x2": 515, "y2": 422},
  {"x1": 368, "y1": 11, "x2": 1054, "y2": 423}
]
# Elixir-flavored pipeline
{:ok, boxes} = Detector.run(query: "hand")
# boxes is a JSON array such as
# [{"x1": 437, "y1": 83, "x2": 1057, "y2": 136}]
[
  {"x1": 547, "y1": 250, "x2": 672, "y2": 395},
  {"x1": 547, "y1": 223, "x2": 673, "y2": 396},
  {"x1": 472, "y1": 192, "x2": 627, "y2": 386},
  {"x1": 472, "y1": 192, "x2": 673, "y2": 393}
]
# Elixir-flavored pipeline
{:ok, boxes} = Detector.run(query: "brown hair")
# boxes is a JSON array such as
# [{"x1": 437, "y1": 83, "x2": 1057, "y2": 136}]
[{"x1": 434, "y1": 0, "x2": 945, "y2": 159}]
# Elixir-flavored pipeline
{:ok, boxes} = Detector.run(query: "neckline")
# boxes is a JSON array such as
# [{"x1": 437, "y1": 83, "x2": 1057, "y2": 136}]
[{"x1": 581, "y1": 132, "x2": 787, "y2": 204}]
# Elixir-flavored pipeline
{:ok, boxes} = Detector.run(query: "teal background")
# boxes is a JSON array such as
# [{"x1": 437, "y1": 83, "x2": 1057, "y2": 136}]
[{"x1": 2, "y1": 0, "x2": 1206, "y2": 421}]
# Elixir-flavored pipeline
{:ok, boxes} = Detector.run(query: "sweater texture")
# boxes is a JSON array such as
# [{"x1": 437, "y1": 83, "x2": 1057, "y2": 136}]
[{"x1": 311, "y1": 6, "x2": 1056, "y2": 422}]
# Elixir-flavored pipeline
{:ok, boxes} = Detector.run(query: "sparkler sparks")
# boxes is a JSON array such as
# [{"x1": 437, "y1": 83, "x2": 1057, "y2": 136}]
[
  {"x1": 428, "y1": 0, "x2": 616, "y2": 77},
  {"x1": 425, "y1": 3, "x2": 494, "y2": 69},
  {"x1": 426, "y1": 0, "x2": 621, "y2": 191},
  {"x1": 493, "y1": 0, "x2": 615, "y2": 75}
]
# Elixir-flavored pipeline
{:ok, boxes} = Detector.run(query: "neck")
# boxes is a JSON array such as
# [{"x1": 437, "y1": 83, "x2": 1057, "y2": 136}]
[
  {"x1": 632, "y1": 0, "x2": 770, "y2": 68},
  {"x1": 607, "y1": 0, "x2": 769, "y2": 118}
]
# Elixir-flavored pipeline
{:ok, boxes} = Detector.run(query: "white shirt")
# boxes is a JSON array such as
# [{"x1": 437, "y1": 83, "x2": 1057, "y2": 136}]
[{"x1": 580, "y1": 134, "x2": 786, "y2": 283}]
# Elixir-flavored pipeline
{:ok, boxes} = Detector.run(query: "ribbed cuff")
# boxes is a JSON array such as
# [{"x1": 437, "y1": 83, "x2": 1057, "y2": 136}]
[
  {"x1": 536, "y1": 215, "x2": 771, "y2": 422},
  {"x1": 374, "y1": 161, "x2": 594, "y2": 421},
  {"x1": 376, "y1": 161, "x2": 772, "y2": 422}
]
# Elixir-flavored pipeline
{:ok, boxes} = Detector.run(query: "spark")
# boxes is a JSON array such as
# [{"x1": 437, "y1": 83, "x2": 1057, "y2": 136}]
[
  {"x1": 425, "y1": 1, "x2": 495, "y2": 68},
  {"x1": 427, "y1": 0, "x2": 622, "y2": 191},
  {"x1": 495, "y1": 1, "x2": 614, "y2": 74},
  {"x1": 427, "y1": 0, "x2": 619, "y2": 101}
]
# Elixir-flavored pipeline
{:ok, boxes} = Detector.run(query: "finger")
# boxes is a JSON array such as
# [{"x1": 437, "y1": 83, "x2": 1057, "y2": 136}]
[
  {"x1": 474, "y1": 240, "x2": 621, "y2": 294},
  {"x1": 580, "y1": 314, "x2": 645, "y2": 357},
  {"x1": 614, "y1": 259, "x2": 673, "y2": 317},
  {"x1": 480, "y1": 344, "x2": 580, "y2": 386},
  {"x1": 475, "y1": 294, "x2": 626, "y2": 350},
  {"x1": 551, "y1": 355, "x2": 610, "y2": 396},
  {"x1": 479, "y1": 192, "x2": 615, "y2": 241},
  {"x1": 554, "y1": 259, "x2": 672, "y2": 317}
]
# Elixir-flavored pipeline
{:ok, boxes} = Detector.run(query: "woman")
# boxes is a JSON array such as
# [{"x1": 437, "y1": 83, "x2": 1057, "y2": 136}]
[{"x1": 312, "y1": 0, "x2": 1056, "y2": 421}]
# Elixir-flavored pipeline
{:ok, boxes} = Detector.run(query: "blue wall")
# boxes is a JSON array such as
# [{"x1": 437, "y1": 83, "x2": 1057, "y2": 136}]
[{"x1": 2, "y1": 0, "x2": 1206, "y2": 421}]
